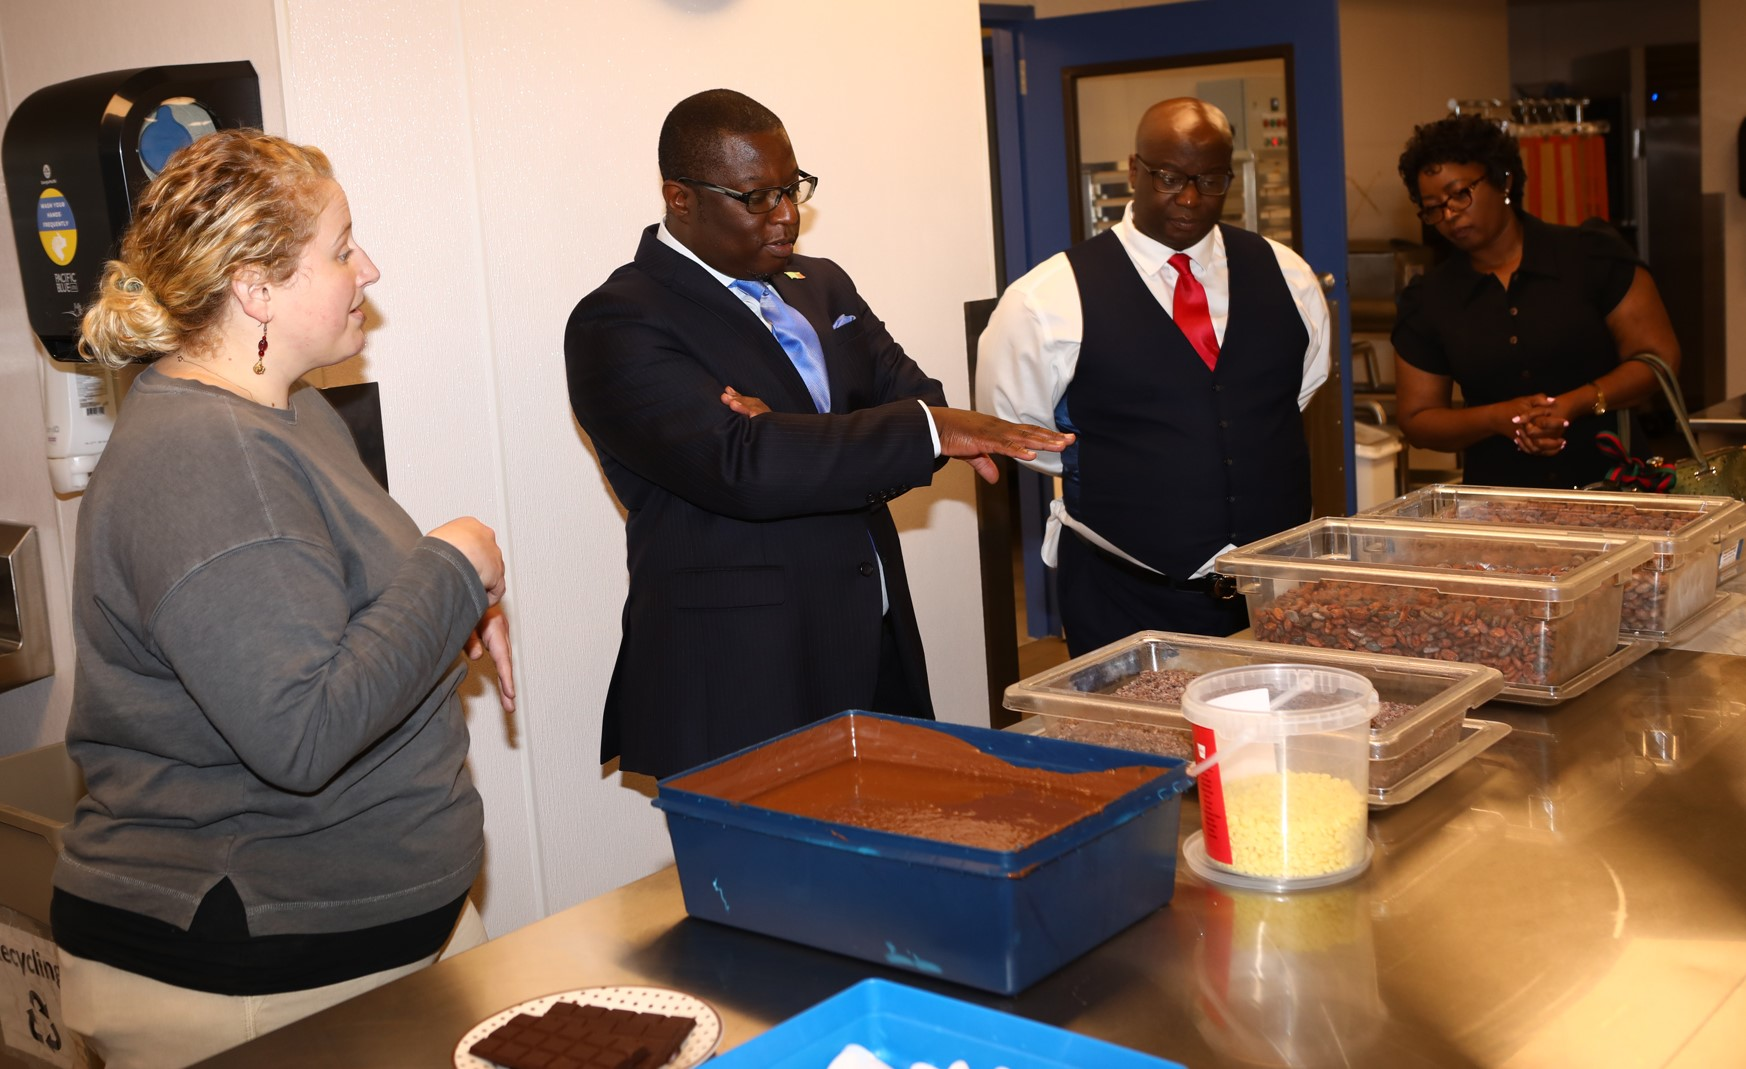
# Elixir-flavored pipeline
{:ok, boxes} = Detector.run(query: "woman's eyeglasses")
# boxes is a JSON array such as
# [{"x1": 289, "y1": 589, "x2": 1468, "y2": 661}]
[{"x1": 1416, "y1": 177, "x2": 1487, "y2": 224}]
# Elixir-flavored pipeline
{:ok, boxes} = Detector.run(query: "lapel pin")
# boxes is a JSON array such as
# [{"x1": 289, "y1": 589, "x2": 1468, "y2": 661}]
[{"x1": 784, "y1": 271, "x2": 805, "y2": 280}]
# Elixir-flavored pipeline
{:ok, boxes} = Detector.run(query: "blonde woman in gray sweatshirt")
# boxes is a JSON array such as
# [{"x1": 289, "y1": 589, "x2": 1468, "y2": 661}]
[{"x1": 52, "y1": 129, "x2": 514, "y2": 1069}]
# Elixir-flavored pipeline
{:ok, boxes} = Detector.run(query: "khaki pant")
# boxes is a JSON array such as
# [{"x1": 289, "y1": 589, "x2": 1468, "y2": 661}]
[{"x1": 60, "y1": 900, "x2": 486, "y2": 1069}]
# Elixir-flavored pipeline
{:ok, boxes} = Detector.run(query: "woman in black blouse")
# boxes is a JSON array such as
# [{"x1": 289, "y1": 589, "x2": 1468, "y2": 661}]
[{"x1": 1391, "y1": 114, "x2": 1681, "y2": 488}]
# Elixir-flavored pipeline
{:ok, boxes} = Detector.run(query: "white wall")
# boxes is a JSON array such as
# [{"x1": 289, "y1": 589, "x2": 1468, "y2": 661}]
[{"x1": 0, "y1": 0, "x2": 999, "y2": 937}]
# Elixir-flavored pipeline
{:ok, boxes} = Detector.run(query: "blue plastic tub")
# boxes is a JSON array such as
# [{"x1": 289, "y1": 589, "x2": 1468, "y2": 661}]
[
  {"x1": 707, "y1": 978, "x2": 1187, "y2": 1068},
  {"x1": 654, "y1": 711, "x2": 1192, "y2": 995}
]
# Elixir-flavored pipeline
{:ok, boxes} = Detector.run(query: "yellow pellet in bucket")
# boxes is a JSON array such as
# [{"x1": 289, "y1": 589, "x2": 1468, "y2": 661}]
[{"x1": 1222, "y1": 771, "x2": 1369, "y2": 879}]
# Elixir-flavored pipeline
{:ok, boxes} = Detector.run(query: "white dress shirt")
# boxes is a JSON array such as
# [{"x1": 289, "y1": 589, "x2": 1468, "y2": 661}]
[{"x1": 974, "y1": 202, "x2": 1331, "y2": 572}]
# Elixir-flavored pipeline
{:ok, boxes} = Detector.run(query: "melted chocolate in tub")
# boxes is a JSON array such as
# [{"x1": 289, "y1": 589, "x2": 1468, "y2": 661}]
[{"x1": 667, "y1": 716, "x2": 1169, "y2": 852}]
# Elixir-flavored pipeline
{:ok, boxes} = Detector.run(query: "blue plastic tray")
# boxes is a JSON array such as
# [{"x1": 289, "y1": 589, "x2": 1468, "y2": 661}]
[
  {"x1": 707, "y1": 978, "x2": 1187, "y2": 1068},
  {"x1": 655, "y1": 711, "x2": 1191, "y2": 995}
]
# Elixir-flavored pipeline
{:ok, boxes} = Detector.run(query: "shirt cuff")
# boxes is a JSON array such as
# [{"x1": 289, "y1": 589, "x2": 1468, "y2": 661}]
[{"x1": 918, "y1": 399, "x2": 941, "y2": 457}]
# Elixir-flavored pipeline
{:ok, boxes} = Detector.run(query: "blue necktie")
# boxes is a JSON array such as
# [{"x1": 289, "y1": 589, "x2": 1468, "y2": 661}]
[{"x1": 731, "y1": 279, "x2": 831, "y2": 413}]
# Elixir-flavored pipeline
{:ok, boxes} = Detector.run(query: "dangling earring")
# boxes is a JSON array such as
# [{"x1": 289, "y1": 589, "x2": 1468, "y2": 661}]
[
  {"x1": 1503, "y1": 173, "x2": 1512, "y2": 206},
  {"x1": 254, "y1": 321, "x2": 268, "y2": 375}
]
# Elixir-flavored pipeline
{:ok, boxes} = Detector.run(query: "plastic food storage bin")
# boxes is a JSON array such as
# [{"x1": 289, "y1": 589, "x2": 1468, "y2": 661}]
[
  {"x1": 1002, "y1": 631, "x2": 1506, "y2": 805},
  {"x1": 654, "y1": 711, "x2": 1192, "y2": 995},
  {"x1": 1360, "y1": 485, "x2": 1746, "y2": 640},
  {"x1": 1216, "y1": 518, "x2": 1656, "y2": 703},
  {"x1": 705, "y1": 978, "x2": 1187, "y2": 1068}
]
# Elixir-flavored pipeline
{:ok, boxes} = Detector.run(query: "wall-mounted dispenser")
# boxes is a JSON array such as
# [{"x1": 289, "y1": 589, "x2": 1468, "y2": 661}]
[
  {"x1": 0, "y1": 523, "x2": 54, "y2": 692},
  {"x1": 2, "y1": 62, "x2": 261, "y2": 495},
  {"x1": 2, "y1": 61, "x2": 262, "y2": 362}
]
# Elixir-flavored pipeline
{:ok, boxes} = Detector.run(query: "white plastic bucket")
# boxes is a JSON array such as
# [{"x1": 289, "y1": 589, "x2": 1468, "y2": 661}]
[{"x1": 1181, "y1": 664, "x2": 1376, "y2": 890}]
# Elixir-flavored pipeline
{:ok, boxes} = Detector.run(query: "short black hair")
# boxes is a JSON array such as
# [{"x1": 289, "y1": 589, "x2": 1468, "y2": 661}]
[
  {"x1": 1397, "y1": 113, "x2": 1525, "y2": 207},
  {"x1": 658, "y1": 89, "x2": 784, "y2": 181}
]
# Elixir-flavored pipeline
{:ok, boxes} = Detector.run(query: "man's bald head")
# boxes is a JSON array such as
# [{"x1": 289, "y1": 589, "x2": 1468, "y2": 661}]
[
  {"x1": 1128, "y1": 98, "x2": 1235, "y2": 251},
  {"x1": 1134, "y1": 98, "x2": 1234, "y2": 158}
]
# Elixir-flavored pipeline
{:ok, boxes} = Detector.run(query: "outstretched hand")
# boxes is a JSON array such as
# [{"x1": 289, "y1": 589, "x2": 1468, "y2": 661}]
[
  {"x1": 930, "y1": 407, "x2": 1073, "y2": 485},
  {"x1": 716, "y1": 390, "x2": 1072, "y2": 485}
]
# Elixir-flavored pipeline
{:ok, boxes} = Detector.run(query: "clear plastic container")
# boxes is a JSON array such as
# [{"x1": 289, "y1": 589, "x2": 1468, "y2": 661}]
[
  {"x1": 1180, "y1": 665, "x2": 1376, "y2": 891},
  {"x1": 1216, "y1": 517, "x2": 1655, "y2": 697},
  {"x1": 1000, "y1": 632, "x2": 1505, "y2": 799},
  {"x1": 1361, "y1": 485, "x2": 1746, "y2": 639}
]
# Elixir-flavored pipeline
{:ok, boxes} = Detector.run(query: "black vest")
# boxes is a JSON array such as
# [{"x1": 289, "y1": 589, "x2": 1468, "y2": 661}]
[{"x1": 1059, "y1": 225, "x2": 1312, "y2": 576}]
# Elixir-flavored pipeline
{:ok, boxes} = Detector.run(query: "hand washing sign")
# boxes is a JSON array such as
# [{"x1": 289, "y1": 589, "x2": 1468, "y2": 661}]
[
  {"x1": 34, "y1": 188, "x2": 74, "y2": 267},
  {"x1": 0, "y1": 920, "x2": 76, "y2": 1069}
]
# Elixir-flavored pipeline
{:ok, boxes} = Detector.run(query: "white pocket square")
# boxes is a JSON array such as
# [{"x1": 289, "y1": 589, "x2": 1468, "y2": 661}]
[{"x1": 832, "y1": 314, "x2": 857, "y2": 329}]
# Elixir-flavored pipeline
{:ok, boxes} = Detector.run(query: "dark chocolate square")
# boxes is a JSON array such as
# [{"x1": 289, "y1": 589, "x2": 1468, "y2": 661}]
[{"x1": 471, "y1": 1001, "x2": 695, "y2": 1069}]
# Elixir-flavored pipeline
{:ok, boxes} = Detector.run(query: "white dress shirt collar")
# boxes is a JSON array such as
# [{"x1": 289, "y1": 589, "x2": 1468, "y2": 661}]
[
  {"x1": 1111, "y1": 200, "x2": 1225, "y2": 279},
  {"x1": 657, "y1": 220, "x2": 741, "y2": 289}
]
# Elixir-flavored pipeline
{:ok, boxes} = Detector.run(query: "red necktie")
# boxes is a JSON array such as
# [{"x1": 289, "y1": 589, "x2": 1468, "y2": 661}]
[{"x1": 1169, "y1": 252, "x2": 1219, "y2": 371}]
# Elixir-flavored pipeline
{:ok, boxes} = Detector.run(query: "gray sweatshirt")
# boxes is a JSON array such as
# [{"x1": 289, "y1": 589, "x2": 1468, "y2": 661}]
[{"x1": 55, "y1": 367, "x2": 489, "y2": 936}]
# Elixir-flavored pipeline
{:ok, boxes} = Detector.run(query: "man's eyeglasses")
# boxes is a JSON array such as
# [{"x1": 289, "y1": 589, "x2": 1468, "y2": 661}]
[
  {"x1": 1416, "y1": 177, "x2": 1486, "y2": 225},
  {"x1": 678, "y1": 171, "x2": 819, "y2": 214},
  {"x1": 1132, "y1": 155, "x2": 1233, "y2": 197}
]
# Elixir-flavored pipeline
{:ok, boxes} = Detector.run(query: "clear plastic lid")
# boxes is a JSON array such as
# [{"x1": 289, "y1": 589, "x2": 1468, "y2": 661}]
[
  {"x1": 1215, "y1": 517, "x2": 1655, "y2": 604},
  {"x1": 1359, "y1": 484, "x2": 1746, "y2": 562}
]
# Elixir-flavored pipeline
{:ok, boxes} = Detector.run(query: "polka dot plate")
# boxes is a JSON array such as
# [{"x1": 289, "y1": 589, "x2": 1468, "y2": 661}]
[{"x1": 454, "y1": 984, "x2": 722, "y2": 1069}]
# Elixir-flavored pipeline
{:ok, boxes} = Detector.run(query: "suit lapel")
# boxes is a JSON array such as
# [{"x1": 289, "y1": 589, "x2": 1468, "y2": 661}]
[{"x1": 633, "y1": 227, "x2": 817, "y2": 412}]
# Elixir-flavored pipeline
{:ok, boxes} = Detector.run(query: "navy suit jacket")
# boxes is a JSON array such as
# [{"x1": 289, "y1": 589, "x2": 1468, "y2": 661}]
[{"x1": 565, "y1": 225, "x2": 945, "y2": 777}]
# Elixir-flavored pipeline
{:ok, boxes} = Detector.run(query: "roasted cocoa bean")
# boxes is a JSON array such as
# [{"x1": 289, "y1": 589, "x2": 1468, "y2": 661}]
[
  {"x1": 1432, "y1": 500, "x2": 1705, "y2": 633},
  {"x1": 1109, "y1": 668, "x2": 1200, "y2": 705}
]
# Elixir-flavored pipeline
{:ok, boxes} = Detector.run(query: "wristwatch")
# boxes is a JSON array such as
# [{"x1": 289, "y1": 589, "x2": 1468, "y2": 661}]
[{"x1": 1591, "y1": 383, "x2": 1608, "y2": 416}]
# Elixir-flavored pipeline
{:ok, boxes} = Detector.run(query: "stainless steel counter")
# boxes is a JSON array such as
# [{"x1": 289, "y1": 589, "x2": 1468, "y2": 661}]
[{"x1": 193, "y1": 649, "x2": 1746, "y2": 1069}]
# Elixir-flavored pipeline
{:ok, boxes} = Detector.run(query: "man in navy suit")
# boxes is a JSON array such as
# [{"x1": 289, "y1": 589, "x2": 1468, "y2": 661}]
[{"x1": 566, "y1": 89, "x2": 1070, "y2": 779}]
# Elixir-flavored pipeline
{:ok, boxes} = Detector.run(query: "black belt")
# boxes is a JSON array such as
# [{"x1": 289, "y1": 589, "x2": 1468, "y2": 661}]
[{"x1": 1074, "y1": 531, "x2": 1238, "y2": 600}]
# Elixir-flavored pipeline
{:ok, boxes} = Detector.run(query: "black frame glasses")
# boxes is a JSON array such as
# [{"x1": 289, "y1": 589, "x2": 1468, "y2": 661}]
[
  {"x1": 1415, "y1": 176, "x2": 1487, "y2": 225},
  {"x1": 677, "y1": 171, "x2": 819, "y2": 214},
  {"x1": 1132, "y1": 154, "x2": 1234, "y2": 197}
]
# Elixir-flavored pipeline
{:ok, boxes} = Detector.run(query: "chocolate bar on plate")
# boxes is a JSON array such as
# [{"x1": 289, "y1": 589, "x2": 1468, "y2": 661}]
[{"x1": 471, "y1": 1002, "x2": 695, "y2": 1069}]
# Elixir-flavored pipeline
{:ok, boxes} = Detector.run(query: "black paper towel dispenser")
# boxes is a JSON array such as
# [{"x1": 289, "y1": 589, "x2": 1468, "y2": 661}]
[{"x1": 2, "y1": 61, "x2": 261, "y2": 362}]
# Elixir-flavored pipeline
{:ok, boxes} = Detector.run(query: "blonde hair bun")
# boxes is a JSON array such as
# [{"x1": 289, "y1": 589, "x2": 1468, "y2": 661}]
[{"x1": 77, "y1": 129, "x2": 334, "y2": 370}]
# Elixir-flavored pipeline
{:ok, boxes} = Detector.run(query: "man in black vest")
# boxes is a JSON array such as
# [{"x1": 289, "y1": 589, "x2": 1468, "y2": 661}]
[{"x1": 977, "y1": 98, "x2": 1329, "y2": 656}]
